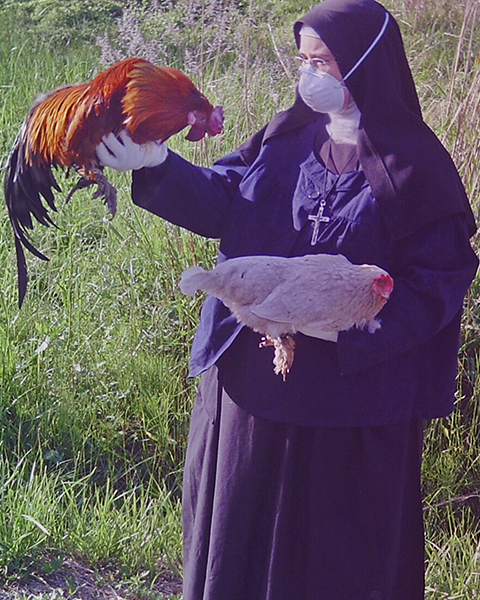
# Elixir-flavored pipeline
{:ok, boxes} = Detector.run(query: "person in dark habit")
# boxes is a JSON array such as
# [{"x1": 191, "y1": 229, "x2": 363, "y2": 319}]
[{"x1": 96, "y1": 0, "x2": 478, "y2": 597}]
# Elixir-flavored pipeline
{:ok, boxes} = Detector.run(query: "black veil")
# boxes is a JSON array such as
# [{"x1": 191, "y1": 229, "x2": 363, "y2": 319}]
[{"x1": 243, "y1": 0, "x2": 477, "y2": 240}]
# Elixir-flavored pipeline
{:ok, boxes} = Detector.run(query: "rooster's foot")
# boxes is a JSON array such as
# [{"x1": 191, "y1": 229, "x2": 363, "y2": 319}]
[
  {"x1": 69, "y1": 167, "x2": 117, "y2": 217},
  {"x1": 90, "y1": 167, "x2": 118, "y2": 216}
]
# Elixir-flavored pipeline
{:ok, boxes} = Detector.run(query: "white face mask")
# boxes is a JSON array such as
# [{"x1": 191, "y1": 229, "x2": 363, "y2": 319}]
[{"x1": 298, "y1": 67, "x2": 346, "y2": 114}]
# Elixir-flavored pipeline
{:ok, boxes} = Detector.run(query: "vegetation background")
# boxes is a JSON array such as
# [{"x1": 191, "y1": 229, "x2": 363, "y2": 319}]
[{"x1": 0, "y1": 0, "x2": 478, "y2": 598}]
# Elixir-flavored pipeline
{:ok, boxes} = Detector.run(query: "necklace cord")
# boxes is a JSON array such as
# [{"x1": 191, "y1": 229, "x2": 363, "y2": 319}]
[{"x1": 309, "y1": 139, "x2": 357, "y2": 245}]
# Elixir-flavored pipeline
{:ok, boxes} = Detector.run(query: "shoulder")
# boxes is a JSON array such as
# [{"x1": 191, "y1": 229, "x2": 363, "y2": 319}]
[{"x1": 229, "y1": 100, "x2": 324, "y2": 167}]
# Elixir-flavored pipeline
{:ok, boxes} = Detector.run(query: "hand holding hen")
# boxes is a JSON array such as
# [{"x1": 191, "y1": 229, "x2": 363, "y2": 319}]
[{"x1": 179, "y1": 253, "x2": 394, "y2": 380}]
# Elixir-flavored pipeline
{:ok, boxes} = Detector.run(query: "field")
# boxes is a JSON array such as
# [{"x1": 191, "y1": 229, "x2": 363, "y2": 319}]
[{"x1": 0, "y1": 0, "x2": 479, "y2": 598}]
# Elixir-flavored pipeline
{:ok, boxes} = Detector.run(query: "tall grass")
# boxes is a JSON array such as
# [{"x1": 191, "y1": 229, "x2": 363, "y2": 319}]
[
  {"x1": 0, "y1": 24, "x2": 202, "y2": 583},
  {"x1": 0, "y1": 0, "x2": 478, "y2": 597}
]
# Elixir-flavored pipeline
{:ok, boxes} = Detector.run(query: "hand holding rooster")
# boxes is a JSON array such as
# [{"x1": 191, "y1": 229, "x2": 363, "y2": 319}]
[
  {"x1": 96, "y1": 130, "x2": 169, "y2": 171},
  {"x1": 4, "y1": 57, "x2": 224, "y2": 307}
]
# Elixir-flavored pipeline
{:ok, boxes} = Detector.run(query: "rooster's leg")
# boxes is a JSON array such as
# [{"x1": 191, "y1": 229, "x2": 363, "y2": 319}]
[
  {"x1": 259, "y1": 334, "x2": 296, "y2": 381},
  {"x1": 89, "y1": 167, "x2": 118, "y2": 216},
  {"x1": 70, "y1": 167, "x2": 118, "y2": 217}
]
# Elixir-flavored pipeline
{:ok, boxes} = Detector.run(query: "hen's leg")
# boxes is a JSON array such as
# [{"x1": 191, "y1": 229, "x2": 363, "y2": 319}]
[{"x1": 259, "y1": 334, "x2": 296, "y2": 381}]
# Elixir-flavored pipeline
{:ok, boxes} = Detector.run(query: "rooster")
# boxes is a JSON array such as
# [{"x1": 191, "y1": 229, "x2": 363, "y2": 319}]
[
  {"x1": 4, "y1": 57, "x2": 224, "y2": 306},
  {"x1": 179, "y1": 253, "x2": 394, "y2": 380}
]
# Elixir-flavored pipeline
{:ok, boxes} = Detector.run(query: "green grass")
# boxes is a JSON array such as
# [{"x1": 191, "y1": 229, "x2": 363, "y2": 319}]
[{"x1": 0, "y1": 0, "x2": 478, "y2": 597}]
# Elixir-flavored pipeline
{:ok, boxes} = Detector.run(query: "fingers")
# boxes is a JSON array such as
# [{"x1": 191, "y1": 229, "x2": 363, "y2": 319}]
[
  {"x1": 96, "y1": 131, "x2": 132, "y2": 170},
  {"x1": 118, "y1": 129, "x2": 136, "y2": 147},
  {"x1": 102, "y1": 131, "x2": 128, "y2": 154},
  {"x1": 95, "y1": 140, "x2": 116, "y2": 166},
  {"x1": 96, "y1": 130, "x2": 168, "y2": 171}
]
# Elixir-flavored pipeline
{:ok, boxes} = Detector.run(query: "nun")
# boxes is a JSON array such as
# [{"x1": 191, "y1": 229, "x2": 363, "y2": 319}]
[{"x1": 96, "y1": 0, "x2": 478, "y2": 598}]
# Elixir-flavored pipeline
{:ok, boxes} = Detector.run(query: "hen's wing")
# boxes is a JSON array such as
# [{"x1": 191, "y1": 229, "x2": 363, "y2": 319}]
[
  {"x1": 250, "y1": 278, "x2": 351, "y2": 330},
  {"x1": 250, "y1": 254, "x2": 356, "y2": 327}
]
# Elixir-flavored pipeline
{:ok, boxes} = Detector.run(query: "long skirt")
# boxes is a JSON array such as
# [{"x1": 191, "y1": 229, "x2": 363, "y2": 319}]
[{"x1": 182, "y1": 366, "x2": 425, "y2": 600}]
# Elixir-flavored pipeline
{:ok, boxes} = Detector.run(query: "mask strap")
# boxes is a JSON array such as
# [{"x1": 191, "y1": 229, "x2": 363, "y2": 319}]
[{"x1": 343, "y1": 12, "x2": 390, "y2": 82}]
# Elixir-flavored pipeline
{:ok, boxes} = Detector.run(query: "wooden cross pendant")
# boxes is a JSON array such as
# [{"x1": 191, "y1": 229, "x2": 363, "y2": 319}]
[{"x1": 308, "y1": 200, "x2": 331, "y2": 245}]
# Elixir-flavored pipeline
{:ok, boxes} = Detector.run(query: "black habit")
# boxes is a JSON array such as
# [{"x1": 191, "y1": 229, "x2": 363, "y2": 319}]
[{"x1": 130, "y1": 1, "x2": 478, "y2": 598}]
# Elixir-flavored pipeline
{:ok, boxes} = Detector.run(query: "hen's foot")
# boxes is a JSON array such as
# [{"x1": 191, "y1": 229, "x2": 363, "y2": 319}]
[{"x1": 259, "y1": 334, "x2": 296, "y2": 381}]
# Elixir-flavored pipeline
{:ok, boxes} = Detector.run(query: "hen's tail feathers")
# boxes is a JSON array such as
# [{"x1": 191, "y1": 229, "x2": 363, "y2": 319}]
[{"x1": 179, "y1": 266, "x2": 209, "y2": 296}]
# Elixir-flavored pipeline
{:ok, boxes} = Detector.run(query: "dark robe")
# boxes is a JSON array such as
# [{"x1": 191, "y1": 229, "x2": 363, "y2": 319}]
[
  {"x1": 132, "y1": 134, "x2": 475, "y2": 597},
  {"x1": 183, "y1": 366, "x2": 425, "y2": 600},
  {"x1": 130, "y1": 1, "x2": 478, "y2": 597},
  {"x1": 133, "y1": 128, "x2": 477, "y2": 427}
]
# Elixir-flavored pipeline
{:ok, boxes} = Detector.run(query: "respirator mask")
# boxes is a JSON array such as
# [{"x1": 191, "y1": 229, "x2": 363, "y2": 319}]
[{"x1": 298, "y1": 69, "x2": 346, "y2": 114}]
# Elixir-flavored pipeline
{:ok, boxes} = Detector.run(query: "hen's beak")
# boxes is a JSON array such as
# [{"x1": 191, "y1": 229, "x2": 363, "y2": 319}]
[{"x1": 373, "y1": 273, "x2": 394, "y2": 301}]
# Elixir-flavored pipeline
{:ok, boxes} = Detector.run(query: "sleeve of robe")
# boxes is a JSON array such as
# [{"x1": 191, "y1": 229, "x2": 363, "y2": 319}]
[
  {"x1": 131, "y1": 149, "x2": 478, "y2": 379},
  {"x1": 337, "y1": 213, "x2": 478, "y2": 374},
  {"x1": 131, "y1": 150, "x2": 248, "y2": 239}
]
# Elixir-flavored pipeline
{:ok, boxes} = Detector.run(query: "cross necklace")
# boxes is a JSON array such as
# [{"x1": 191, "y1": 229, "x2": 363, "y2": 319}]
[
  {"x1": 308, "y1": 188, "x2": 336, "y2": 246},
  {"x1": 308, "y1": 139, "x2": 357, "y2": 246}
]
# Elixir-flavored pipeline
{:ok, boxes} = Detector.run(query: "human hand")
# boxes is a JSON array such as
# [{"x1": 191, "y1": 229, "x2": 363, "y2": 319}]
[{"x1": 96, "y1": 130, "x2": 168, "y2": 171}]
